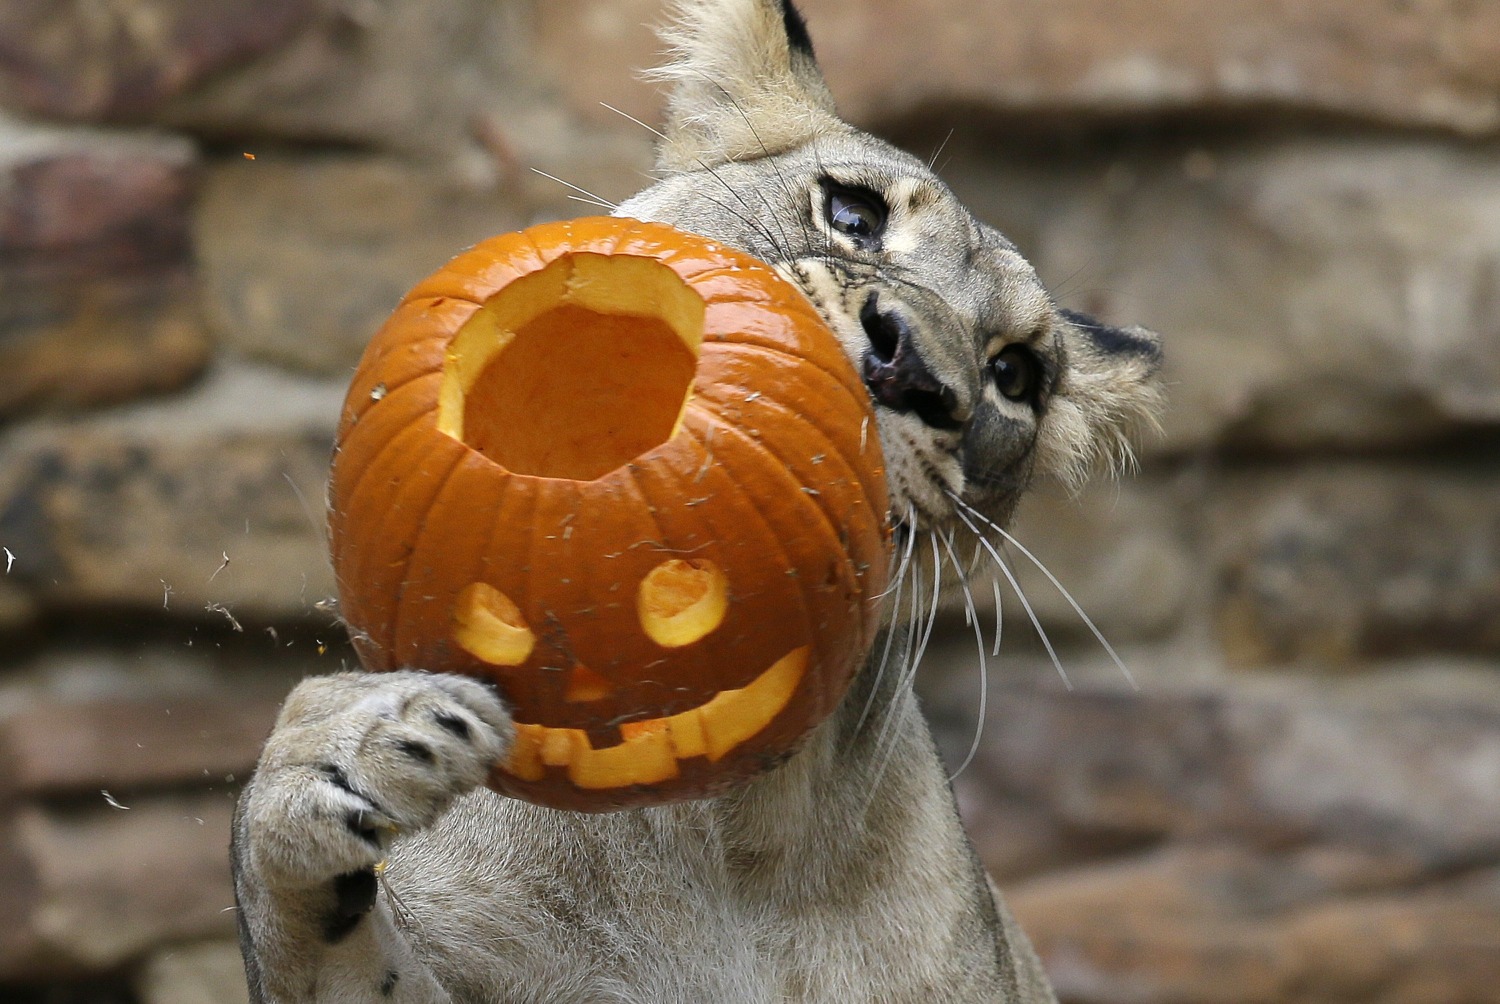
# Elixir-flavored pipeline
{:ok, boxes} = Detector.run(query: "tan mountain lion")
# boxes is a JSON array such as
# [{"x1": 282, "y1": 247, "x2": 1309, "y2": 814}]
[{"x1": 232, "y1": 1, "x2": 1163, "y2": 1000}]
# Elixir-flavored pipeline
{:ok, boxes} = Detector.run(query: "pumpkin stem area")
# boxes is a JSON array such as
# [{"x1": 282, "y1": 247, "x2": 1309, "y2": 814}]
[{"x1": 438, "y1": 251, "x2": 705, "y2": 481}]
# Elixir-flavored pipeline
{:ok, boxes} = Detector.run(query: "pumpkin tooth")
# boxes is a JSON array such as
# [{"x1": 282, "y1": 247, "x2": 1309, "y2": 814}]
[
  {"x1": 569, "y1": 723, "x2": 679, "y2": 789},
  {"x1": 665, "y1": 708, "x2": 710, "y2": 760},
  {"x1": 697, "y1": 646, "x2": 808, "y2": 762},
  {"x1": 540, "y1": 728, "x2": 585, "y2": 768},
  {"x1": 505, "y1": 723, "x2": 547, "y2": 781}
]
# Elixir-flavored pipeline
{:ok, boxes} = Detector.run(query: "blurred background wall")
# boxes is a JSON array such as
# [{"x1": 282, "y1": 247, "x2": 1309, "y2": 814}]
[{"x1": 1, "y1": 1, "x2": 1498, "y2": 1001}]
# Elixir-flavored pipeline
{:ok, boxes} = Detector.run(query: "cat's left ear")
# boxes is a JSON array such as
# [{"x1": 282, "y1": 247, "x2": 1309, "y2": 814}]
[
  {"x1": 1037, "y1": 308, "x2": 1165, "y2": 488},
  {"x1": 648, "y1": 0, "x2": 845, "y2": 172}
]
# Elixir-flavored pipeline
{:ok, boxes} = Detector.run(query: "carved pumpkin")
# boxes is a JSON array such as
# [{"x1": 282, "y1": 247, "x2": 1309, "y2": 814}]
[{"x1": 329, "y1": 217, "x2": 890, "y2": 810}]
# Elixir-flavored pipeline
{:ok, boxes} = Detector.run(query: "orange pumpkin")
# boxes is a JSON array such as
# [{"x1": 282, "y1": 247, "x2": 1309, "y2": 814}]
[{"x1": 329, "y1": 217, "x2": 890, "y2": 810}]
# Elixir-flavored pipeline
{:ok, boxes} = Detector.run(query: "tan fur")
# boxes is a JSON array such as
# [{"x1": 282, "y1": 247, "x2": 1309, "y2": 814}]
[
  {"x1": 232, "y1": 3, "x2": 1162, "y2": 1000},
  {"x1": 1038, "y1": 332, "x2": 1164, "y2": 491},
  {"x1": 651, "y1": 0, "x2": 842, "y2": 170}
]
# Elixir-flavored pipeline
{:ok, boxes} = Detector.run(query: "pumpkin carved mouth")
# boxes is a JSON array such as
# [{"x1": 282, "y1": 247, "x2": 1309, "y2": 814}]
[{"x1": 503, "y1": 645, "x2": 809, "y2": 790}]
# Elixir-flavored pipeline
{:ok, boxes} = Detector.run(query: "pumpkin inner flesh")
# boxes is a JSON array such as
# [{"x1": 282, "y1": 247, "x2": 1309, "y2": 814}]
[{"x1": 438, "y1": 252, "x2": 704, "y2": 481}]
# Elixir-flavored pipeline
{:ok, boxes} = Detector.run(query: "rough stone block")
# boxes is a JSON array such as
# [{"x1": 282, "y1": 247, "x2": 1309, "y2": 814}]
[
  {"x1": 0, "y1": 363, "x2": 342, "y2": 621},
  {"x1": 0, "y1": 689, "x2": 284, "y2": 800},
  {"x1": 0, "y1": 122, "x2": 192, "y2": 263},
  {"x1": 0, "y1": 0, "x2": 531, "y2": 161},
  {"x1": 1208, "y1": 462, "x2": 1500, "y2": 664},
  {"x1": 540, "y1": 0, "x2": 1500, "y2": 135},
  {"x1": 977, "y1": 473, "x2": 1194, "y2": 643},
  {"x1": 958, "y1": 668, "x2": 1500, "y2": 863},
  {"x1": 194, "y1": 157, "x2": 529, "y2": 374},
  {"x1": 135, "y1": 940, "x2": 249, "y2": 1004},
  {"x1": 0, "y1": 795, "x2": 238, "y2": 979},
  {"x1": 1009, "y1": 845, "x2": 1500, "y2": 1004},
  {"x1": 0, "y1": 119, "x2": 208, "y2": 416},
  {"x1": 0, "y1": 0, "x2": 314, "y2": 121}
]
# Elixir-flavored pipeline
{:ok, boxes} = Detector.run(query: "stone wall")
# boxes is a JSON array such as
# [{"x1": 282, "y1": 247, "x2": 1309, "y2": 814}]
[{"x1": 1, "y1": 2, "x2": 1496, "y2": 1001}]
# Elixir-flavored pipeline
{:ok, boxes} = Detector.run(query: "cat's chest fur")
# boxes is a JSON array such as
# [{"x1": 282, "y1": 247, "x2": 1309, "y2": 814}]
[{"x1": 371, "y1": 705, "x2": 1014, "y2": 1003}]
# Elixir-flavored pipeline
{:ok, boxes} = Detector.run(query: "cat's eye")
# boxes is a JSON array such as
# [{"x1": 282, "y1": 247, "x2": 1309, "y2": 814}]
[
  {"x1": 990, "y1": 345, "x2": 1040, "y2": 403},
  {"x1": 824, "y1": 185, "x2": 886, "y2": 245}
]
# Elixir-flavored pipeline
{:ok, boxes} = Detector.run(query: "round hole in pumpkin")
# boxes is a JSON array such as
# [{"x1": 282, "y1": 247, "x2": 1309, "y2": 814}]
[
  {"x1": 437, "y1": 252, "x2": 705, "y2": 481},
  {"x1": 638, "y1": 558, "x2": 729, "y2": 648},
  {"x1": 453, "y1": 582, "x2": 536, "y2": 666}
]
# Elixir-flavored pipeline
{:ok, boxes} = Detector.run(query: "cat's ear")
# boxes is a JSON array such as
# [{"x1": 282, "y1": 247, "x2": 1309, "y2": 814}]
[
  {"x1": 1037, "y1": 309, "x2": 1165, "y2": 489},
  {"x1": 648, "y1": 0, "x2": 844, "y2": 172}
]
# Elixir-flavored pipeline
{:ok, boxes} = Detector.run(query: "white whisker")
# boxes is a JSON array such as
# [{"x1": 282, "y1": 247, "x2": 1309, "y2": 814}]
[
  {"x1": 961, "y1": 498, "x2": 1139, "y2": 691},
  {"x1": 950, "y1": 498, "x2": 1072, "y2": 691},
  {"x1": 875, "y1": 513, "x2": 918, "y2": 600},
  {"x1": 855, "y1": 511, "x2": 916, "y2": 736},
  {"x1": 927, "y1": 127, "x2": 956, "y2": 172},
  {"x1": 598, "y1": 101, "x2": 667, "y2": 140},
  {"x1": 565, "y1": 194, "x2": 617, "y2": 210},
  {"x1": 938, "y1": 532, "x2": 986, "y2": 780},
  {"x1": 530, "y1": 169, "x2": 618, "y2": 210},
  {"x1": 692, "y1": 190, "x2": 784, "y2": 255},
  {"x1": 991, "y1": 576, "x2": 1003, "y2": 658},
  {"x1": 859, "y1": 558, "x2": 924, "y2": 819},
  {"x1": 908, "y1": 531, "x2": 943, "y2": 681},
  {"x1": 867, "y1": 530, "x2": 938, "y2": 797}
]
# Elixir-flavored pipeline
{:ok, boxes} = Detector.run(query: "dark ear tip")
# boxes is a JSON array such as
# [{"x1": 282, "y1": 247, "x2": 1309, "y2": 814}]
[
  {"x1": 1060, "y1": 308, "x2": 1163, "y2": 370},
  {"x1": 778, "y1": 0, "x2": 816, "y2": 59}
]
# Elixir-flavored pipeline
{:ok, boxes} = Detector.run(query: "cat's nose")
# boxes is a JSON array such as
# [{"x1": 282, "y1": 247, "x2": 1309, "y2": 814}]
[{"x1": 859, "y1": 294, "x2": 968, "y2": 431}]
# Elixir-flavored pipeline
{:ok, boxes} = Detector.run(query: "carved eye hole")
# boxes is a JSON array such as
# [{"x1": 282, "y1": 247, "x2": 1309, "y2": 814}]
[
  {"x1": 823, "y1": 184, "x2": 887, "y2": 245},
  {"x1": 990, "y1": 344, "x2": 1041, "y2": 404}
]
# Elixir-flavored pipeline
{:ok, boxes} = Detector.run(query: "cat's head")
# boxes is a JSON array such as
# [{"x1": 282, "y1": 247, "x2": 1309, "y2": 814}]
[{"x1": 618, "y1": 0, "x2": 1162, "y2": 540}]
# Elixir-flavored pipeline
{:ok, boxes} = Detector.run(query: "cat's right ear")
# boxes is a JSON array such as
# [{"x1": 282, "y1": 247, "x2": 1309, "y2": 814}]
[{"x1": 648, "y1": 0, "x2": 845, "y2": 172}]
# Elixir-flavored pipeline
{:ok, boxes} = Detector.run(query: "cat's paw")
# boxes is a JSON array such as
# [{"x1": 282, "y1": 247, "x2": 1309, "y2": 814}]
[{"x1": 238, "y1": 670, "x2": 511, "y2": 887}]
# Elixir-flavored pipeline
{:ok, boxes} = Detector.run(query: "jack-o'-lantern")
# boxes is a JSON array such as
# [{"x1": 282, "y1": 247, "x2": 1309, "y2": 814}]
[{"x1": 329, "y1": 217, "x2": 890, "y2": 811}]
